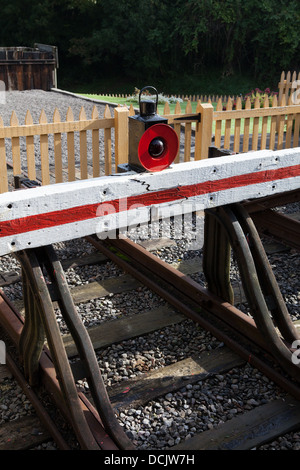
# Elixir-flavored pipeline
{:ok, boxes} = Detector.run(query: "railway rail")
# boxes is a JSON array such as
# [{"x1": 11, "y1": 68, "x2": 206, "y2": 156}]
[{"x1": 0, "y1": 179, "x2": 299, "y2": 450}]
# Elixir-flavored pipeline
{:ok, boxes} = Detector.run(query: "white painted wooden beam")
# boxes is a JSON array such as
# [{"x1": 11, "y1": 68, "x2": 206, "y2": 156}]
[{"x1": 0, "y1": 148, "x2": 299, "y2": 256}]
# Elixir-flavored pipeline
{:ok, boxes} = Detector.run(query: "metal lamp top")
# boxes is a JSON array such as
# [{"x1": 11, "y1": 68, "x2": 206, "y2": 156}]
[{"x1": 139, "y1": 86, "x2": 158, "y2": 116}]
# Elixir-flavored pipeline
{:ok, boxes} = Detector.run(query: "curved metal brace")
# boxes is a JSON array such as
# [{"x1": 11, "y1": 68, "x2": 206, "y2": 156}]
[
  {"x1": 18, "y1": 267, "x2": 45, "y2": 386},
  {"x1": 17, "y1": 249, "x2": 100, "y2": 450},
  {"x1": 231, "y1": 203, "x2": 299, "y2": 345},
  {"x1": 203, "y1": 211, "x2": 234, "y2": 303},
  {"x1": 204, "y1": 203, "x2": 300, "y2": 381},
  {"x1": 16, "y1": 246, "x2": 134, "y2": 451}
]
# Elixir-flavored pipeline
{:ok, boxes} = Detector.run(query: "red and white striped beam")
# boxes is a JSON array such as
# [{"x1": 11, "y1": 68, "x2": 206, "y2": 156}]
[{"x1": 0, "y1": 148, "x2": 299, "y2": 256}]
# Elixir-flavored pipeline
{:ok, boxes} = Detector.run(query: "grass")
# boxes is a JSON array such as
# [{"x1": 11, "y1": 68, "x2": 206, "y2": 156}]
[{"x1": 78, "y1": 93, "x2": 200, "y2": 114}]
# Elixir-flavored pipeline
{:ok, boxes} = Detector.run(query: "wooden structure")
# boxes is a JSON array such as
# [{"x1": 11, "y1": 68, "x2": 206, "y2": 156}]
[
  {"x1": 0, "y1": 44, "x2": 58, "y2": 91},
  {"x1": 213, "y1": 95, "x2": 300, "y2": 153}
]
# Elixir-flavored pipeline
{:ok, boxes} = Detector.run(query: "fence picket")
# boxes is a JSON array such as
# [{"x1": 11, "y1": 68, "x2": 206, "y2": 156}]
[
  {"x1": 214, "y1": 98, "x2": 223, "y2": 148},
  {"x1": 242, "y1": 97, "x2": 251, "y2": 152},
  {"x1": 293, "y1": 113, "x2": 300, "y2": 148},
  {"x1": 233, "y1": 97, "x2": 242, "y2": 153},
  {"x1": 294, "y1": 74, "x2": 300, "y2": 147},
  {"x1": 252, "y1": 96, "x2": 260, "y2": 150},
  {"x1": 173, "y1": 101, "x2": 181, "y2": 163},
  {"x1": 129, "y1": 104, "x2": 135, "y2": 116},
  {"x1": 0, "y1": 116, "x2": 8, "y2": 194},
  {"x1": 278, "y1": 71, "x2": 286, "y2": 106},
  {"x1": 104, "y1": 105, "x2": 112, "y2": 175},
  {"x1": 79, "y1": 106, "x2": 88, "y2": 180},
  {"x1": 194, "y1": 100, "x2": 202, "y2": 160},
  {"x1": 260, "y1": 95, "x2": 269, "y2": 150},
  {"x1": 277, "y1": 94, "x2": 286, "y2": 150},
  {"x1": 39, "y1": 109, "x2": 50, "y2": 185},
  {"x1": 10, "y1": 111, "x2": 21, "y2": 176},
  {"x1": 91, "y1": 105, "x2": 100, "y2": 178},
  {"x1": 163, "y1": 102, "x2": 170, "y2": 115},
  {"x1": 284, "y1": 71, "x2": 291, "y2": 105},
  {"x1": 286, "y1": 95, "x2": 294, "y2": 148},
  {"x1": 184, "y1": 100, "x2": 192, "y2": 161},
  {"x1": 25, "y1": 110, "x2": 36, "y2": 181},
  {"x1": 53, "y1": 107, "x2": 63, "y2": 183},
  {"x1": 224, "y1": 97, "x2": 232, "y2": 150},
  {"x1": 269, "y1": 95, "x2": 278, "y2": 150},
  {"x1": 66, "y1": 106, "x2": 75, "y2": 182}
]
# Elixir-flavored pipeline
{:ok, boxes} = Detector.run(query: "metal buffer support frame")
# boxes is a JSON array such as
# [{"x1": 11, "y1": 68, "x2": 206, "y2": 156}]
[
  {"x1": 16, "y1": 245, "x2": 134, "y2": 450},
  {"x1": 203, "y1": 147, "x2": 300, "y2": 379}
]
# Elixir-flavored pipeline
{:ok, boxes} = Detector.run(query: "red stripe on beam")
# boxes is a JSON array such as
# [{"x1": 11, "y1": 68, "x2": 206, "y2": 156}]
[{"x1": 0, "y1": 165, "x2": 299, "y2": 238}]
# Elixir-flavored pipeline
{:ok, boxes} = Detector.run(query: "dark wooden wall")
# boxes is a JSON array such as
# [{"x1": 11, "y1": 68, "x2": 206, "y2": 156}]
[{"x1": 0, "y1": 45, "x2": 58, "y2": 91}]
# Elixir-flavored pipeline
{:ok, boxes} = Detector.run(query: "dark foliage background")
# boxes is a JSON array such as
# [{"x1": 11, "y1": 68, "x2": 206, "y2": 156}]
[{"x1": 0, "y1": 0, "x2": 299, "y2": 93}]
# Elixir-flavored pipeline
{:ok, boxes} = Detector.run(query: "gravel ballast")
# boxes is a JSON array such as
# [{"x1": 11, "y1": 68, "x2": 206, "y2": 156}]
[{"x1": 0, "y1": 90, "x2": 299, "y2": 451}]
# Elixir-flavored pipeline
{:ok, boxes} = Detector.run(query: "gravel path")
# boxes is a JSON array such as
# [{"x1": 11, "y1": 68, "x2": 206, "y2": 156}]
[
  {"x1": 0, "y1": 90, "x2": 299, "y2": 451},
  {"x1": 0, "y1": 89, "x2": 117, "y2": 175},
  {"x1": 0, "y1": 89, "x2": 112, "y2": 126}
]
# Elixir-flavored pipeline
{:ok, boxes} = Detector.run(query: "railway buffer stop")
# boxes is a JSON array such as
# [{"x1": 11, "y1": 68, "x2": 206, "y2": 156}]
[{"x1": 0, "y1": 86, "x2": 299, "y2": 449}]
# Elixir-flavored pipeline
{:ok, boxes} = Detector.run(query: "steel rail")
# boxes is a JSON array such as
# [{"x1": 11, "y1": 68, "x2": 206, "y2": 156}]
[
  {"x1": 85, "y1": 236, "x2": 300, "y2": 400},
  {"x1": 251, "y1": 209, "x2": 300, "y2": 251},
  {"x1": 87, "y1": 236, "x2": 266, "y2": 351},
  {"x1": 0, "y1": 288, "x2": 119, "y2": 451},
  {"x1": 4, "y1": 349, "x2": 70, "y2": 450},
  {"x1": 243, "y1": 189, "x2": 300, "y2": 213}
]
